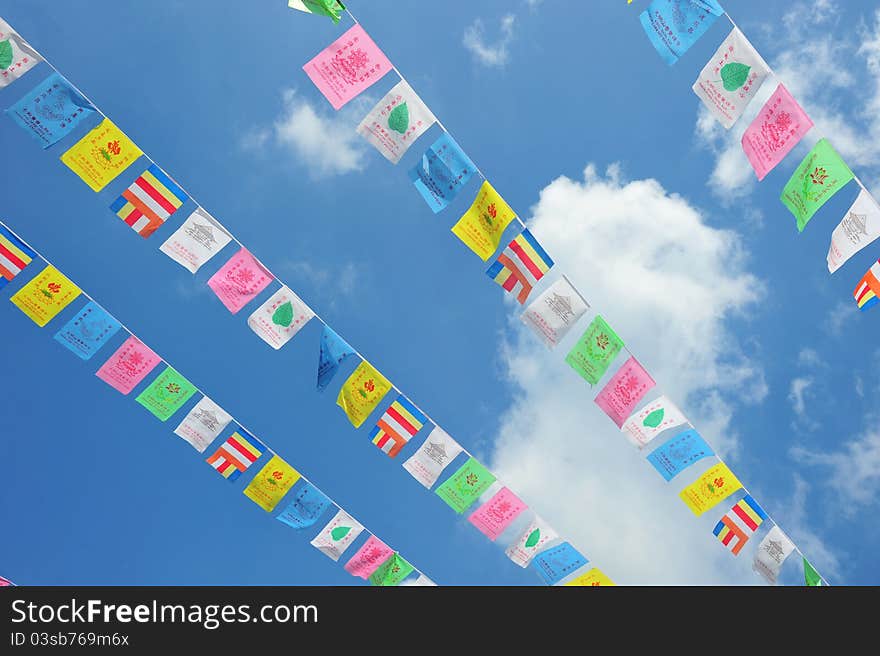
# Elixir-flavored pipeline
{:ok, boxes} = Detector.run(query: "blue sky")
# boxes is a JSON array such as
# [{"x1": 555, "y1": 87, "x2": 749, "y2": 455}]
[{"x1": 1, "y1": 0, "x2": 879, "y2": 585}]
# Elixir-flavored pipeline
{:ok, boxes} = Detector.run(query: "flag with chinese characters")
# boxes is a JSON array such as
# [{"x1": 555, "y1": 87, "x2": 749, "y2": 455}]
[
  {"x1": 853, "y1": 260, "x2": 880, "y2": 311},
  {"x1": 369, "y1": 553, "x2": 415, "y2": 587},
  {"x1": 53, "y1": 301, "x2": 121, "y2": 361},
  {"x1": 753, "y1": 526, "x2": 796, "y2": 585},
  {"x1": 781, "y1": 138, "x2": 854, "y2": 232},
  {"x1": 452, "y1": 181, "x2": 517, "y2": 261},
  {"x1": 317, "y1": 325, "x2": 356, "y2": 391},
  {"x1": 357, "y1": 80, "x2": 436, "y2": 164},
  {"x1": 60, "y1": 118, "x2": 143, "y2": 192},
  {"x1": 402, "y1": 427, "x2": 463, "y2": 489},
  {"x1": 206, "y1": 429, "x2": 265, "y2": 481},
  {"x1": 207, "y1": 248, "x2": 274, "y2": 314},
  {"x1": 0, "y1": 224, "x2": 35, "y2": 289},
  {"x1": 435, "y1": 457, "x2": 497, "y2": 514},
  {"x1": 370, "y1": 394, "x2": 428, "y2": 458},
  {"x1": 520, "y1": 277, "x2": 589, "y2": 349},
  {"x1": 621, "y1": 395, "x2": 689, "y2": 448},
  {"x1": 804, "y1": 559, "x2": 823, "y2": 586},
  {"x1": 95, "y1": 336, "x2": 161, "y2": 394},
  {"x1": 344, "y1": 535, "x2": 393, "y2": 579},
  {"x1": 532, "y1": 542, "x2": 588, "y2": 586},
  {"x1": 159, "y1": 208, "x2": 232, "y2": 274},
  {"x1": 468, "y1": 487, "x2": 527, "y2": 541},
  {"x1": 679, "y1": 462, "x2": 743, "y2": 516},
  {"x1": 243, "y1": 455, "x2": 301, "y2": 512},
  {"x1": 713, "y1": 494, "x2": 767, "y2": 556},
  {"x1": 594, "y1": 356, "x2": 656, "y2": 428},
  {"x1": 409, "y1": 133, "x2": 477, "y2": 213},
  {"x1": 10, "y1": 264, "x2": 81, "y2": 327},
  {"x1": 486, "y1": 229, "x2": 554, "y2": 303},
  {"x1": 639, "y1": 0, "x2": 724, "y2": 66},
  {"x1": 565, "y1": 568, "x2": 615, "y2": 586},
  {"x1": 742, "y1": 84, "x2": 813, "y2": 181},
  {"x1": 646, "y1": 429, "x2": 714, "y2": 482},
  {"x1": 135, "y1": 366, "x2": 197, "y2": 422},
  {"x1": 311, "y1": 509, "x2": 364, "y2": 562},
  {"x1": 172, "y1": 395, "x2": 233, "y2": 453},
  {"x1": 288, "y1": 0, "x2": 345, "y2": 24},
  {"x1": 0, "y1": 17, "x2": 42, "y2": 88},
  {"x1": 336, "y1": 360, "x2": 392, "y2": 428},
  {"x1": 828, "y1": 189, "x2": 880, "y2": 273},
  {"x1": 505, "y1": 517, "x2": 558, "y2": 568},
  {"x1": 7, "y1": 72, "x2": 94, "y2": 148},
  {"x1": 247, "y1": 286, "x2": 314, "y2": 350},
  {"x1": 109, "y1": 164, "x2": 187, "y2": 238},
  {"x1": 276, "y1": 480, "x2": 332, "y2": 530},
  {"x1": 565, "y1": 315, "x2": 624, "y2": 385}
]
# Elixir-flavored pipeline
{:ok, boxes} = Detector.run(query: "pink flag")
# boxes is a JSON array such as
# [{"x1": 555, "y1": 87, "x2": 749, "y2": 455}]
[
  {"x1": 207, "y1": 248, "x2": 273, "y2": 314},
  {"x1": 343, "y1": 535, "x2": 393, "y2": 579},
  {"x1": 741, "y1": 84, "x2": 813, "y2": 181},
  {"x1": 303, "y1": 24, "x2": 392, "y2": 110},
  {"x1": 96, "y1": 336, "x2": 161, "y2": 394},
  {"x1": 468, "y1": 487, "x2": 527, "y2": 541},
  {"x1": 595, "y1": 356, "x2": 656, "y2": 428}
]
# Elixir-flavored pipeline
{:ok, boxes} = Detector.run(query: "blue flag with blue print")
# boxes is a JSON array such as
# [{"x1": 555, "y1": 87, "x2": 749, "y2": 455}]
[
  {"x1": 409, "y1": 133, "x2": 477, "y2": 213},
  {"x1": 639, "y1": 0, "x2": 724, "y2": 66},
  {"x1": 6, "y1": 72, "x2": 94, "y2": 148},
  {"x1": 532, "y1": 542, "x2": 589, "y2": 586},
  {"x1": 53, "y1": 301, "x2": 122, "y2": 361},
  {"x1": 276, "y1": 480, "x2": 332, "y2": 530},
  {"x1": 317, "y1": 325, "x2": 355, "y2": 392},
  {"x1": 646, "y1": 428, "x2": 714, "y2": 481}
]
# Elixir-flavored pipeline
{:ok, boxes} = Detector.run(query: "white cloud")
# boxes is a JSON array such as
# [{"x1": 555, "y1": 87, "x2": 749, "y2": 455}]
[
  {"x1": 777, "y1": 474, "x2": 841, "y2": 580},
  {"x1": 824, "y1": 301, "x2": 857, "y2": 336},
  {"x1": 463, "y1": 14, "x2": 517, "y2": 68},
  {"x1": 788, "y1": 376, "x2": 819, "y2": 431},
  {"x1": 282, "y1": 260, "x2": 358, "y2": 307}
]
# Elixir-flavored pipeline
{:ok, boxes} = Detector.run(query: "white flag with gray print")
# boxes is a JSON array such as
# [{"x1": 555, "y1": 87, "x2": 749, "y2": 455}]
[
  {"x1": 752, "y1": 526, "x2": 796, "y2": 585},
  {"x1": 310, "y1": 509, "x2": 364, "y2": 562},
  {"x1": 357, "y1": 80, "x2": 437, "y2": 165},
  {"x1": 0, "y1": 17, "x2": 43, "y2": 89},
  {"x1": 621, "y1": 395, "x2": 689, "y2": 448},
  {"x1": 173, "y1": 396, "x2": 233, "y2": 453},
  {"x1": 159, "y1": 208, "x2": 232, "y2": 274},
  {"x1": 505, "y1": 516, "x2": 559, "y2": 568},
  {"x1": 402, "y1": 427, "x2": 463, "y2": 489},
  {"x1": 520, "y1": 277, "x2": 590, "y2": 349},
  {"x1": 827, "y1": 189, "x2": 880, "y2": 273}
]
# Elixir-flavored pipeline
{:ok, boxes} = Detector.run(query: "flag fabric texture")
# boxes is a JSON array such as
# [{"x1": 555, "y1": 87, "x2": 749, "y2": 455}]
[
  {"x1": 853, "y1": 260, "x2": 880, "y2": 311},
  {"x1": 60, "y1": 118, "x2": 143, "y2": 192},
  {"x1": 6, "y1": 72, "x2": 94, "y2": 148},
  {"x1": 10, "y1": 264, "x2": 81, "y2": 327},
  {"x1": 316, "y1": 325, "x2": 356, "y2": 391},
  {"x1": 646, "y1": 429, "x2": 715, "y2": 482},
  {"x1": 95, "y1": 336, "x2": 161, "y2": 395},
  {"x1": 565, "y1": 568, "x2": 615, "y2": 586},
  {"x1": 53, "y1": 301, "x2": 121, "y2": 361},
  {"x1": 713, "y1": 494, "x2": 767, "y2": 555},
  {"x1": 486, "y1": 229, "x2": 554, "y2": 303},
  {"x1": 741, "y1": 84, "x2": 813, "y2": 181},
  {"x1": 621, "y1": 395, "x2": 689, "y2": 448},
  {"x1": 402, "y1": 426, "x2": 463, "y2": 489},
  {"x1": 804, "y1": 559, "x2": 823, "y2": 586},
  {"x1": 434, "y1": 457, "x2": 497, "y2": 514},
  {"x1": 532, "y1": 542, "x2": 589, "y2": 586},
  {"x1": 288, "y1": 0, "x2": 345, "y2": 24},
  {"x1": 336, "y1": 360, "x2": 392, "y2": 428},
  {"x1": 0, "y1": 17, "x2": 42, "y2": 88},
  {"x1": 370, "y1": 394, "x2": 428, "y2": 458},
  {"x1": 276, "y1": 480, "x2": 332, "y2": 530},
  {"x1": 369, "y1": 553, "x2": 414, "y2": 587},
  {"x1": 679, "y1": 462, "x2": 743, "y2": 516},
  {"x1": 505, "y1": 517, "x2": 558, "y2": 568},
  {"x1": 207, "y1": 248, "x2": 274, "y2": 314},
  {"x1": 357, "y1": 80, "x2": 436, "y2": 164},
  {"x1": 0, "y1": 224, "x2": 35, "y2": 289},
  {"x1": 520, "y1": 277, "x2": 590, "y2": 349},
  {"x1": 452, "y1": 181, "x2": 517, "y2": 261},
  {"x1": 468, "y1": 487, "x2": 527, "y2": 541},
  {"x1": 243, "y1": 455, "x2": 301, "y2": 513},
  {"x1": 135, "y1": 366, "x2": 197, "y2": 422},
  {"x1": 206, "y1": 429, "x2": 265, "y2": 481},
  {"x1": 159, "y1": 208, "x2": 232, "y2": 274},
  {"x1": 109, "y1": 164, "x2": 188, "y2": 238},
  {"x1": 343, "y1": 535, "x2": 393, "y2": 579},
  {"x1": 247, "y1": 286, "x2": 314, "y2": 350},
  {"x1": 409, "y1": 133, "x2": 477, "y2": 213},
  {"x1": 781, "y1": 138, "x2": 854, "y2": 232},
  {"x1": 753, "y1": 526, "x2": 796, "y2": 585},
  {"x1": 311, "y1": 509, "x2": 364, "y2": 562},
  {"x1": 172, "y1": 395, "x2": 233, "y2": 453},
  {"x1": 565, "y1": 315, "x2": 624, "y2": 385},
  {"x1": 639, "y1": 0, "x2": 724, "y2": 66},
  {"x1": 594, "y1": 356, "x2": 656, "y2": 428},
  {"x1": 827, "y1": 189, "x2": 880, "y2": 273}
]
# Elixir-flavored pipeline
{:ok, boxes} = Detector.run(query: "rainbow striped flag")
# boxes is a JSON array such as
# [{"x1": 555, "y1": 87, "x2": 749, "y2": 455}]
[
  {"x1": 206, "y1": 430, "x2": 265, "y2": 481},
  {"x1": 109, "y1": 164, "x2": 187, "y2": 238},
  {"x1": 854, "y1": 260, "x2": 880, "y2": 311},
  {"x1": 713, "y1": 495, "x2": 767, "y2": 556},
  {"x1": 0, "y1": 225, "x2": 35, "y2": 289},
  {"x1": 370, "y1": 394, "x2": 428, "y2": 458},
  {"x1": 485, "y1": 229, "x2": 554, "y2": 304}
]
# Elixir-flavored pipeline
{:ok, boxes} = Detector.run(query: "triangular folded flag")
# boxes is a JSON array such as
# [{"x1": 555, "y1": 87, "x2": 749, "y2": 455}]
[
  {"x1": 288, "y1": 0, "x2": 345, "y2": 24},
  {"x1": 317, "y1": 325, "x2": 356, "y2": 391},
  {"x1": 804, "y1": 558, "x2": 823, "y2": 586},
  {"x1": 853, "y1": 260, "x2": 880, "y2": 311},
  {"x1": 486, "y1": 229, "x2": 554, "y2": 303}
]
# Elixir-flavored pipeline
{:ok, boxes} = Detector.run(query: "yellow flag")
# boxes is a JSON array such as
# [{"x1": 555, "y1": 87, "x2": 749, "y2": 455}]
[
  {"x1": 336, "y1": 360, "x2": 392, "y2": 428},
  {"x1": 243, "y1": 455, "x2": 301, "y2": 512},
  {"x1": 10, "y1": 265, "x2": 81, "y2": 327},
  {"x1": 679, "y1": 462, "x2": 742, "y2": 516},
  {"x1": 565, "y1": 568, "x2": 615, "y2": 586},
  {"x1": 451, "y1": 180, "x2": 516, "y2": 261},
  {"x1": 61, "y1": 118, "x2": 143, "y2": 192}
]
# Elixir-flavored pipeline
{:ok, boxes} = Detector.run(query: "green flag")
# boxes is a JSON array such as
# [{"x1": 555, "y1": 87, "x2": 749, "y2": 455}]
[
  {"x1": 435, "y1": 457, "x2": 497, "y2": 514},
  {"x1": 135, "y1": 366, "x2": 197, "y2": 422},
  {"x1": 369, "y1": 553, "x2": 415, "y2": 587},
  {"x1": 804, "y1": 558, "x2": 823, "y2": 586},
  {"x1": 565, "y1": 315, "x2": 624, "y2": 384},
  {"x1": 288, "y1": 0, "x2": 345, "y2": 24},
  {"x1": 781, "y1": 138, "x2": 854, "y2": 232}
]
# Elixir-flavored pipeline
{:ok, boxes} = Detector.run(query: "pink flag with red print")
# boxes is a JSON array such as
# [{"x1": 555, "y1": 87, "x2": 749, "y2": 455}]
[
  {"x1": 207, "y1": 248, "x2": 274, "y2": 314},
  {"x1": 594, "y1": 356, "x2": 656, "y2": 428},
  {"x1": 468, "y1": 487, "x2": 528, "y2": 541},
  {"x1": 343, "y1": 535, "x2": 393, "y2": 579},
  {"x1": 741, "y1": 84, "x2": 813, "y2": 181},
  {"x1": 96, "y1": 336, "x2": 161, "y2": 395}
]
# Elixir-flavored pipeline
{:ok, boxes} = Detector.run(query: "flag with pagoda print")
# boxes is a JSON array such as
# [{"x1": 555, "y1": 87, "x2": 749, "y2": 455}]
[
  {"x1": 370, "y1": 394, "x2": 428, "y2": 458},
  {"x1": 205, "y1": 429, "x2": 265, "y2": 481},
  {"x1": 713, "y1": 494, "x2": 768, "y2": 556},
  {"x1": 110, "y1": 164, "x2": 187, "y2": 238},
  {"x1": 486, "y1": 229, "x2": 554, "y2": 304}
]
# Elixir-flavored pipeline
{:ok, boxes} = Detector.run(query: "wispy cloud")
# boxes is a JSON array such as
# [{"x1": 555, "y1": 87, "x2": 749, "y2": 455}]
[
  {"x1": 281, "y1": 260, "x2": 358, "y2": 309},
  {"x1": 463, "y1": 14, "x2": 517, "y2": 68}
]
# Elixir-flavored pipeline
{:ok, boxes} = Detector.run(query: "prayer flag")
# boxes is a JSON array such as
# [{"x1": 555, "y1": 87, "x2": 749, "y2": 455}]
[
  {"x1": 742, "y1": 84, "x2": 813, "y2": 181},
  {"x1": 853, "y1": 260, "x2": 880, "y2": 311},
  {"x1": 243, "y1": 455, "x2": 301, "y2": 512},
  {"x1": 505, "y1": 517, "x2": 558, "y2": 568},
  {"x1": 247, "y1": 286, "x2": 314, "y2": 350},
  {"x1": 594, "y1": 356, "x2": 656, "y2": 428},
  {"x1": 804, "y1": 559, "x2": 823, "y2": 587},
  {"x1": 370, "y1": 394, "x2": 428, "y2": 458},
  {"x1": 435, "y1": 456, "x2": 497, "y2": 514},
  {"x1": 0, "y1": 17, "x2": 42, "y2": 88},
  {"x1": 95, "y1": 336, "x2": 161, "y2": 394},
  {"x1": 640, "y1": 0, "x2": 724, "y2": 66},
  {"x1": 288, "y1": 0, "x2": 345, "y2": 24},
  {"x1": 311, "y1": 509, "x2": 364, "y2": 562},
  {"x1": 60, "y1": 118, "x2": 143, "y2": 192},
  {"x1": 135, "y1": 366, "x2": 197, "y2": 422},
  {"x1": 336, "y1": 360, "x2": 392, "y2": 428},
  {"x1": 521, "y1": 277, "x2": 589, "y2": 348},
  {"x1": 468, "y1": 487, "x2": 527, "y2": 541},
  {"x1": 409, "y1": 133, "x2": 477, "y2": 213},
  {"x1": 317, "y1": 325, "x2": 356, "y2": 391},
  {"x1": 402, "y1": 427, "x2": 463, "y2": 489},
  {"x1": 411, "y1": 574, "x2": 436, "y2": 586},
  {"x1": 679, "y1": 461, "x2": 742, "y2": 516},
  {"x1": 646, "y1": 429, "x2": 714, "y2": 481},
  {"x1": 369, "y1": 553, "x2": 414, "y2": 587},
  {"x1": 53, "y1": 301, "x2": 121, "y2": 360},
  {"x1": 109, "y1": 164, "x2": 187, "y2": 238},
  {"x1": 566, "y1": 315, "x2": 624, "y2": 385},
  {"x1": 159, "y1": 208, "x2": 232, "y2": 274},
  {"x1": 621, "y1": 395, "x2": 689, "y2": 448},
  {"x1": 173, "y1": 395, "x2": 233, "y2": 453},
  {"x1": 276, "y1": 480, "x2": 332, "y2": 530},
  {"x1": 10, "y1": 264, "x2": 80, "y2": 327},
  {"x1": 206, "y1": 429, "x2": 265, "y2": 481},
  {"x1": 532, "y1": 542, "x2": 588, "y2": 586},
  {"x1": 753, "y1": 526, "x2": 796, "y2": 585},
  {"x1": 0, "y1": 224, "x2": 35, "y2": 289},
  {"x1": 486, "y1": 229, "x2": 554, "y2": 303},
  {"x1": 781, "y1": 138, "x2": 854, "y2": 231},
  {"x1": 565, "y1": 568, "x2": 615, "y2": 586},
  {"x1": 0, "y1": 576, "x2": 13, "y2": 586},
  {"x1": 207, "y1": 247, "x2": 274, "y2": 314},
  {"x1": 828, "y1": 189, "x2": 880, "y2": 273},
  {"x1": 713, "y1": 494, "x2": 767, "y2": 556},
  {"x1": 357, "y1": 80, "x2": 436, "y2": 164},
  {"x1": 6, "y1": 72, "x2": 93, "y2": 147},
  {"x1": 344, "y1": 535, "x2": 393, "y2": 579},
  {"x1": 452, "y1": 181, "x2": 517, "y2": 261}
]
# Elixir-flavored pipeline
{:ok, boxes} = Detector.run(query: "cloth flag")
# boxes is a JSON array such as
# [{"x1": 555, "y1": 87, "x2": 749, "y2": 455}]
[
  {"x1": 566, "y1": 315, "x2": 624, "y2": 385},
  {"x1": 247, "y1": 286, "x2": 314, "y2": 350},
  {"x1": 10, "y1": 264, "x2": 81, "y2": 327},
  {"x1": 753, "y1": 525, "x2": 796, "y2": 585},
  {"x1": 505, "y1": 516, "x2": 558, "y2": 568},
  {"x1": 6, "y1": 72, "x2": 93, "y2": 148},
  {"x1": 288, "y1": 0, "x2": 345, "y2": 24},
  {"x1": 172, "y1": 395, "x2": 233, "y2": 453},
  {"x1": 0, "y1": 224, "x2": 35, "y2": 289},
  {"x1": 0, "y1": 17, "x2": 42, "y2": 88},
  {"x1": 370, "y1": 394, "x2": 428, "y2": 458},
  {"x1": 344, "y1": 535, "x2": 393, "y2": 579},
  {"x1": 565, "y1": 568, "x2": 615, "y2": 586},
  {"x1": 486, "y1": 229, "x2": 554, "y2": 303},
  {"x1": 357, "y1": 80, "x2": 436, "y2": 164},
  {"x1": 713, "y1": 494, "x2": 767, "y2": 556},
  {"x1": 409, "y1": 133, "x2": 477, "y2": 213},
  {"x1": 206, "y1": 429, "x2": 265, "y2": 481},
  {"x1": 452, "y1": 181, "x2": 517, "y2": 261},
  {"x1": 742, "y1": 84, "x2": 813, "y2": 181},
  {"x1": 159, "y1": 208, "x2": 232, "y2": 274},
  {"x1": 207, "y1": 248, "x2": 274, "y2": 314},
  {"x1": 828, "y1": 189, "x2": 880, "y2": 273},
  {"x1": 0, "y1": 576, "x2": 13, "y2": 586},
  {"x1": 311, "y1": 509, "x2": 364, "y2": 562},
  {"x1": 135, "y1": 366, "x2": 197, "y2": 422},
  {"x1": 521, "y1": 277, "x2": 589, "y2": 349},
  {"x1": 276, "y1": 480, "x2": 332, "y2": 530},
  {"x1": 95, "y1": 336, "x2": 161, "y2": 394},
  {"x1": 468, "y1": 487, "x2": 527, "y2": 541},
  {"x1": 435, "y1": 456, "x2": 497, "y2": 514},
  {"x1": 109, "y1": 164, "x2": 187, "y2": 238},
  {"x1": 853, "y1": 260, "x2": 880, "y2": 311},
  {"x1": 410, "y1": 574, "x2": 436, "y2": 587},
  {"x1": 243, "y1": 455, "x2": 301, "y2": 512},
  {"x1": 647, "y1": 429, "x2": 714, "y2": 482},
  {"x1": 60, "y1": 118, "x2": 143, "y2": 192},
  {"x1": 679, "y1": 461, "x2": 742, "y2": 516},
  {"x1": 53, "y1": 301, "x2": 121, "y2": 361},
  {"x1": 781, "y1": 138, "x2": 854, "y2": 232},
  {"x1": 303, "y1": 24, "x2": 391, "y2": 110},
  {"x1": 336, "y1": 360, "x2": 392, "y2": 428},
  {"x1": 317, "y1": 325, "x2": 356, "y2": 391},
  {"x1": 692, "y1": 28, "x2": 770, "y2": 129},
  {"x1": 621, "y1": 395, "x2": 689, "y2": 448},
  {"x1": 639, "y1": 0, "x2": 724, "y2": 66},
  {"x1": 595, "y1": 356, "x2": 656, "y2": 428},
  {"x1": 402, "y1": 426, "x2": 464, "y2": 489},
  {"x1": 369, "y1": 553, "x2": 415, "y2": 587},
  {"x1": 804, "y1": 559, "x2": 823, "y2": 586},
  {"x1": 532, "y1": 542, "x2": 589, "y2": 586}
]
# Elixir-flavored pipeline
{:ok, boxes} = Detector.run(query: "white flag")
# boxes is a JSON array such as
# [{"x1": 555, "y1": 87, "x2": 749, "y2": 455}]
[
  {"x1": 402, "y1": 427, "x2": 463, "y2": 489},
  {"x1": 247, "y1": 286, "x2": 314, "y2": 350},
  {"x1": 520, "y1": 277, "x2": 589, "y2": 349},
  {"x1": 357, "y1": 80, "x2": 436, "y2": 165},
  {"x1": 0, "y1": 18, "x2": 43, "y2": 89},
  {"x1": 505, "y1": 516, "x2": 558, "y2": 568},
  {"x1": 173, "y1": 396, "x2": 233, "y2": 453},
  {"x1": 621, "y1": 395, "x2": 689, "y2": 448},
  {"x1": 692, "y1": 28, "x2": 770, "y2": 129},
  {"x1": 159, "y1": 208, "x2": 232, "y2": 274},
  {"x1": 310, "y1": 509, "x2": 364, "y2": 562},
  {"x1": 753, "y1": 526, "x2": 796, "y2": 585},
  {"x1": 408, "y1": 574, "x2": 437, "y2": 587},
  {"x1": 827, "y1": 189, "x2": 880, "y2": 273}
]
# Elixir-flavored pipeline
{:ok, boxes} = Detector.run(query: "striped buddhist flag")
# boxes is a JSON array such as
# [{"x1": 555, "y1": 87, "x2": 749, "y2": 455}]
[
  {"x1": 206, "y1": 430, "x2": 265, "y2": 481},
  {"x1": 0, "y1": 225, "x2": 35, "y2": 289},
  {"x1": 485, "y1": 229, "x2": 554, "y2": 304},
  {"x1": 109, "y1": 164, "x2": 187, "y2": 238},
  {"x1": 713, "y1": 495, "x2": 767, "y2": 556},
  {"x1": 854, "y1": 260, "x2": 880, "y2": 311},
  {"x1": 369, "y1": 394, "x2": 428, "y2": 458}
]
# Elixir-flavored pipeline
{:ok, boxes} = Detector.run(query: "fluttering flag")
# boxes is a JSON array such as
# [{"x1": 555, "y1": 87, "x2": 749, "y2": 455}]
[
  {"x1": 435, "y1": 456, "x2": 497, "y2": 514},
  {"x1": 6, "y1": 72, "x2": 93, "y2": 148},
  {"x1": 109, "y1": 164, "x2": 188, "y2": 238},
  {"x1": 0, "y1": 17, "x2": 42, "y2": 88},
  {"x1": 402, "y1": 426, "x2": 464, "y2": 489},
  {"x1": 0, "y1": 224, "x2": 35, "y2": 289},
  {"x1": 172, "y1": 395, "x2": 233, "y2": 453},
  {"x1": 247, "y1": 286, "x2": 314, "y2": 350},
  {"x1": 741, "y1": 84, "x2": 813, "y2": 181},
  {"x1": 692, "y1": 28, "x2": 769, "y2": 129},
  {"x1": 595, "y1": 356, "x2": 656, "y2": 428},
  {"x1": 753, "y1": 525, "x2": 796, "y2": 585},
  {"x1": 409, "y1": 133, "x2": 477, "y2": 213},
  {"x1": 336, "y1": 360, "x2": 392, "y2": 428},
  {"x1": 311, "y1": 509, "x2": 364, "y2": 561},
  {"x1": 781, "y1": 138, "x2": 854, "y2": 232},
  {"x1": 505, "y1": 516, "x2": 558, "y2": 568},
  {"x1": 60, "y1": 118, "x2": 143, "y2": 192},
  {"x1": 159, "y1": 208, "x2": 232, "y2": 274},
  {"x1": 288, "y1": 0, "x2": 345, "y2": 24},
  {"x1": 468, "y1": 487, "x2": 527, "y2": 541},
  {"x1": 565, "y1": 568, "x2": 615, "y2": 586},
  {"x1": 452, "y1": 181, "x2": 517, "y2": 261},
  {"x1": 276, "y1": 480, "x2": 332, "y2": 530},
  {"x1": 713, "y1": 494, "x2": 767, "y2": 556},
  {"x1": 135, "y1": 366, "x2": 197, "y2": 422},
  {"x1": 486, "y1": 229, "x2": 554, "y2": 303},
  {"x1": 828, "y1": 189, "x2": 880, "y2": 273},
  {"x1": 566, "y1": 315, "x2": 624, "y2": 385},
  {"x1": 520, "y1": 277, "x2": 590, "y2": 349},
  {"x1": 207, "y1": 247, "x2": 274, "y2": 314},
  {"x1": 344, "y1": 535, "x2": 393, "y2": 579},
  {"x1": 53, "y1": 301, "x2": 121, "y2": 361},
  {"x1": 853, "y1": 260, "x2": 880, "y2": 311},
  {"x1": 206, "y1": 429, "x2": 265, "y2": 481},
  {"x1": 679, "y1": 461, "x2": 742, "y2": 516},
  {"x1": 357, "y1": 80, "x2": 436, "y2": 165},
  {"x1": 317, "y1": 325, "x2": 356, "y2": 391},
  {"x1": 369, "y1": 553, "x2": 415, "y2": 587},
  {"x1": 639, "y1": 0, "x2": 724, "y2": 66},
  {"x1": 804, "y1": 559, "x2": 823, "y2": 586},
  {"x1": 243, "y1": 455, "x2": 301, "y2": 512},
  {"x1": 10, "y1": 264, "x2": 81, "y2": 327},
  {"x1": 0, "y1": 575, "x2": 13, "y2": 586},
  {"x1": 532, "y1": 542, "x2": 589, "y2": 586},
  {"x1": 95, "y1": 336, "x2": 161, "y2": 394},
  {"x1": 303, "y1": 24, "x2": 391, "y2": 110},
  {"x1": 370, "y1": 394, "x2": 428, "y2": 458},
  {"x1": 621, "y1": 395, "x2": 689, "y2": 448},
  {"x1": 646, "y1": 429, "x2": 715, "y2": 482}
]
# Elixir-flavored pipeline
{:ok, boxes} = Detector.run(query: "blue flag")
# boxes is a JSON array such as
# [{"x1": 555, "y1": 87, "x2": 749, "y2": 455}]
[
  {"x1": 646, "y1": 429, "x2": 714, "y2": 482},
  {"x1": 53, "y1": 301, "x2": 122, "y2": 361},
  {"x1": 409, "y1": 133, "x2": 477, "y2": 213},
  {"x1": 532, "y1": 542, "x2": 588, "y2": 586},
  {"x1": 317, "y1": 325, "x2": 355, "y2": 391},
  {"x1": 639, "y1": 0, "x2": 723, "y2": 66},
  {"x1": 6, "y1": 72, "x2": 94, "y2": 148},
  {"x1": 276, "y1": 480, "x2": 332, "y2": 530}
]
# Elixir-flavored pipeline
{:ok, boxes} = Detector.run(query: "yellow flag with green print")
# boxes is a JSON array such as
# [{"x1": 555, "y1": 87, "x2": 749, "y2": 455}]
[
  {"x1": 679, "y1": 462, "x2": 743, "y2": 516},
  {"x1": 336, "y1": 360, "x2": 392, "y2": 428},
  {"x1": 452, "y1": 180, "x2": 516, "y2": 261},
  {"x1": 10, "y1": 264, "x2": 81, "y2": 327},
  {"x1": 244, "y1": 455, "x2": 301, "y2": 512}
]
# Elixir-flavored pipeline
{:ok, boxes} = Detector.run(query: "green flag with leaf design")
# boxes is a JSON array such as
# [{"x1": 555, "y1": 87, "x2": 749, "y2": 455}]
[
  {"x1": 781, "y1": 138, "x2": 854, "y2": 232},
  {"x1": 288, "y1": 0, "x2": 345, "y2": 24}
]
